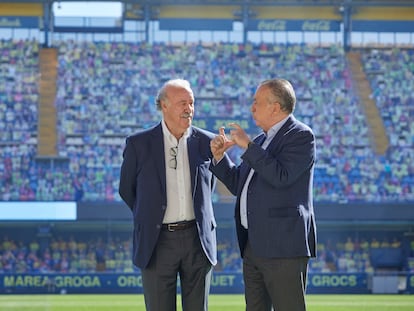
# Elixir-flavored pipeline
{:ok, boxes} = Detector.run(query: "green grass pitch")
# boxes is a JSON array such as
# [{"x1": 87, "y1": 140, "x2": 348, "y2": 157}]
[{"x1": 1, "y1": 294, "x2": 413, "y2": 310}]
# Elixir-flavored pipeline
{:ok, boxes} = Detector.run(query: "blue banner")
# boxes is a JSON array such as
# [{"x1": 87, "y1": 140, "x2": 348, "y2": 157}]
[
  {"x1": 53, "y1": 26, "x2": 124, "y2": 33},
  {"x1": 246, "y1": 19, "x2": 341, "y2": 32},
  {"x1": 352, "y1": 21, "x2": 414, "y2": 33},
  {"x1": 307, "y1": 273, "x2": 370, "y2": 294},
  {"x1": 0, "y1": 16, "x2": 41, "y2": 28},
  {"x1": 0, "y1": 272, "x2": 375, "y2": 295},
  {"x1": 159, "y1": 18, "x2": 233, "y2": 31}
]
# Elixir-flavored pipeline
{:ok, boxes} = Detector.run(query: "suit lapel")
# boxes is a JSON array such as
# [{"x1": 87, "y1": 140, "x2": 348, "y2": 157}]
[
  {"x1": 238, "y1": 132, "x2": 266, "y2": 189},
  {"x1": 150, "y1": 123, "x2": 167, "y2": 195},
  {"x1": 267, "y1": 115, "x2": 295, "y2": 150},
  {"x1": 256, "y1": 133, "x2": 267, "y2": 146},
  {"x1": 187, "y1": 127, "x2": 198, "y2": 198}
]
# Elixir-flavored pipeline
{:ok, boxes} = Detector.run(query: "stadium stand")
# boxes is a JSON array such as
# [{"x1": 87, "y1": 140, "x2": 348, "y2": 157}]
[
  {"x1": 0, "y1": 0, "x2": 413, "y2": 295},
  {"x1": 1, "y1": 39, "x2": 412, "y2": 204},
  {"x1": 1, "y1": 233, "x2": 409, "y2": 274}
]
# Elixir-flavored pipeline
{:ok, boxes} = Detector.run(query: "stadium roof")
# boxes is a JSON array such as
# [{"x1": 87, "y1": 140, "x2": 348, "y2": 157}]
[{"x1": 1, "y1": 0, "x2": 414, "y2": 7}]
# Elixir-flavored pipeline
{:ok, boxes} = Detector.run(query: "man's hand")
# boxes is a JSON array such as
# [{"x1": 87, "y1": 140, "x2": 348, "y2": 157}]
[
  {"x1": 210, "y1": 127, "x2": 235, "y2": 161},
  {"x1": 228, "y1": 123, "x2": 251, "y2": 149}
]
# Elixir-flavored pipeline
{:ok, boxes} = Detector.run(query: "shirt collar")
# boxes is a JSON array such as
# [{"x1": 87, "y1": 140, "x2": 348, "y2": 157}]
[
  {"x1": 266, "y1": 114, "x2": 290, "y2": 140},
  {"x1": 161, "y1": 119, "x2": 190, "y2": 146}
]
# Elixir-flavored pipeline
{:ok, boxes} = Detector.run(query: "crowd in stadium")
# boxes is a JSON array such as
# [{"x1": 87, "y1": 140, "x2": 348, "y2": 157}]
[
  {"x1": 1, "y1": 39, "x2": 413, "y2": 204},
  {"x1": 360, "y1": 47, "x2": 414, "y2": 200},
  {"x1": 0, "y1": 234, "x2": 410, "y2": 274}
]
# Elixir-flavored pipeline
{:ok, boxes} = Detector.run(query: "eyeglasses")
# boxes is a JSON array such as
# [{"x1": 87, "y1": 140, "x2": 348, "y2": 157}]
[{"x1": 169, "y1": 146, "x2": 178, "y2": 169}]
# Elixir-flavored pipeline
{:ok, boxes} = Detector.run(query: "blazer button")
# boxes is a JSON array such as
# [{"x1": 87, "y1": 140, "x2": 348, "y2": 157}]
[{"x1": 156, "y1": 224, "x2": 161, "y2": 229}]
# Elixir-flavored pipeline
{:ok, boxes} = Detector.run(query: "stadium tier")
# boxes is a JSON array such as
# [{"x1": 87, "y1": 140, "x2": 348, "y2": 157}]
[
  {"x1": 0, "y1": 40, "x2": 412, "y2": 204},
  {"x1": 0, "y1": 230, "x2": 410, "y2": 274}
]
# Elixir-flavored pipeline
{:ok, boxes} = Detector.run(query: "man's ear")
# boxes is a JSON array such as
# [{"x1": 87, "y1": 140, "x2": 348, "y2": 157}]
[{"x1": 272, "y1": 101, "x2": 281, "y2": 114}]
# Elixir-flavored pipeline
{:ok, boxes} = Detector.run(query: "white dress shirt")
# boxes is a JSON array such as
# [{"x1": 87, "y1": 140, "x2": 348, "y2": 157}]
[
  {"x1": 161, "y1": 120, "x2": 195, "y2": 224},
  {"x1": 240, "y1": 115, "x2": 289, "y2": 229}
]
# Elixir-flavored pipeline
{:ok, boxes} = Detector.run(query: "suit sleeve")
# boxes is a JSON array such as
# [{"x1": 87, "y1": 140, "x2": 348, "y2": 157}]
[
  {"x1": 210, "y1": 153, "x2": 240, "y2": 196},
  {"x1": 119, "y1": 138, "x2": 138, "y2": 210},
  {"x1": 242, "y1": 129, "x2": 315, "y2": 188}
]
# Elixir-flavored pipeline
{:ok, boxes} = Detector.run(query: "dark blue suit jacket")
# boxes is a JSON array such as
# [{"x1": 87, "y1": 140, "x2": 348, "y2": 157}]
[
  {"x1": 119, "y1": 123, "x2": 217, "y2": 269},
  {"x1": 210, "y1": 115, "x2": 317, "y2": 259}
]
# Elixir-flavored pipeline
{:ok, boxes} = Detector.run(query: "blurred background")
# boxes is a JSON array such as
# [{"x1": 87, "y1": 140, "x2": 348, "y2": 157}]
[{"x1": 0, "y1": 0, "x2": 413, "y2": 295}]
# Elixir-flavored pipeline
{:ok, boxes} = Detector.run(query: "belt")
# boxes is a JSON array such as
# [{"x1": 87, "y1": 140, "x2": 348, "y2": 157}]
[{"x1": 161, "y1": 220, "x2": 196, "y2": 232}]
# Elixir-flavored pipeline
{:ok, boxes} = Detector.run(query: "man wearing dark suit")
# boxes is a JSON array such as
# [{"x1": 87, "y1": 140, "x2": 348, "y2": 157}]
[
  {"x1": 210, "y1": 78, "x2": 317, "y2": 311},
  {"x1": 119, "y1": 79, "x2": 217, "y2": 311}
]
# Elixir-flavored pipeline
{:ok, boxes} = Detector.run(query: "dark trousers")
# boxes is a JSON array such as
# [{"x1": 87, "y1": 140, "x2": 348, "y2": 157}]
[
  {"x1": 141, "y1": 226, "x2": 212, "y2": 311},
  {"x1": 243, "y1": 241, "x2": 309, "y2": 311}
]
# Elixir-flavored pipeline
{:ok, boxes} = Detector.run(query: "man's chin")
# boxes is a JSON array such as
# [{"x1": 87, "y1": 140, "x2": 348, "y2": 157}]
[{"x1": 181, "y1": 119, "x2": 192, "y2": 127}]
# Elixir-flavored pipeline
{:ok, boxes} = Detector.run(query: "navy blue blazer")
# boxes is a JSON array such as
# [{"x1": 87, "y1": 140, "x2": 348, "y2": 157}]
[
  {"x1": 119, "y1": 123, "x2": 217, "y2": 269},
  {"x1": 210, "y1": 115, "x2": 317, "y2": 259}
]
